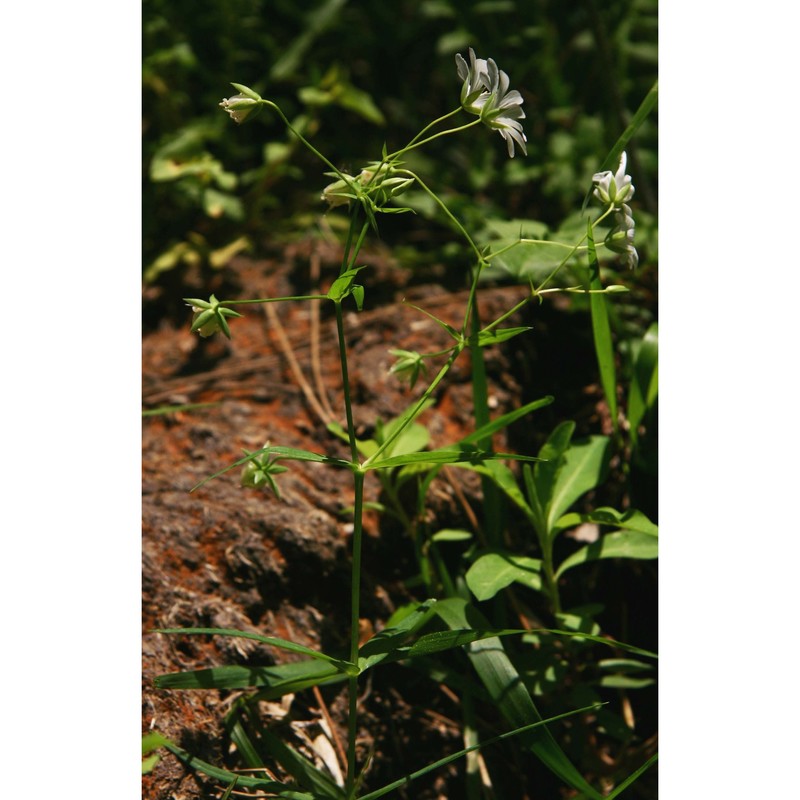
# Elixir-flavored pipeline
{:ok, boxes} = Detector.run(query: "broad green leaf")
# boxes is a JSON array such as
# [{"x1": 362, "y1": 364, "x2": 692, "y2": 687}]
[
  {"x1": 155, "y1": 628, "x2": 357, "y2": 675},
  {"x1": 434, "y1": 598, "x2": 604, "y2": 800},
  {"x1": 556, "y1": 530, "x2": 658, "y2": 578},
  {"x1": 546, "y1": 436, "x2": 612, "y2": 532},
  {"x1": 529, "y1": 421, "x2": 576, "y2": 531},
  {"x1": 154, "y1": 659, "x2": 345, "y2": 695},
  {"x1": 554, "y1": 507, "x2": 658, "y2": 537},
  {"x1": 466, "y1": 551, "x2": 542, "y2": 601}
]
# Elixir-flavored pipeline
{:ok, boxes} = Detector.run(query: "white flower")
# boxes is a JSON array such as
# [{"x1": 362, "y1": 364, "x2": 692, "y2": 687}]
[
  {"x1": 592, "y1": 151, "x2": 635, "y2": 208},
  {"x1": 605, "y1": 203, "x2": 639, "y2": 270},
  {"x1": 455, "y1": 47, "x2": 491, "y2": 113},
  {"x1": 455, "y1": 48, "x2": 527, "y2": 158},
  {"x1": 219, "y1": 94, "x2": 259, "y2": 124}
]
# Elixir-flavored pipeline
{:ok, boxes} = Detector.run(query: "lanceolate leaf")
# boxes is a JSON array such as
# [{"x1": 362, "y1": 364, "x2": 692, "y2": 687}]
[
  {"x1": 358, "y1": 599, "x2": 437, "y2": 671},
  {"x1": 434, "y1": 598, "x2": 604, "y2": 800},
  {"x1": 556, "y1": 530, "x2": 658, "y2": 578},
  {"x1": 585, "y1": 222, "x2": 619, "y2": 432}
]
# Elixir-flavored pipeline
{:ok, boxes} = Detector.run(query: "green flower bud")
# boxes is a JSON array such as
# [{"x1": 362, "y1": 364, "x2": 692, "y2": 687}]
[{"x1": 184, "y1": 294, "x2": 243, "y2": 339}]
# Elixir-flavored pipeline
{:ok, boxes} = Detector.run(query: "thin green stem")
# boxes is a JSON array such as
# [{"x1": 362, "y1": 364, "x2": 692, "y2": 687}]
[
  {"x1": 222, "y1": 295, "x2": 328, "y2": 306},
  {"x1": 346, "y1": 470, "x2": 365, "y2": 797},
  {"x1": 334, "y1": 301, "x2": 359, "y2": 464},
  {"x1": 399, "y1": 107, "x2": 463, "y2": 151},
  {"x1": 262, "y1": 100, "x2": 344, "y2": 178},
  {"x1": 396, "y1": 170, "x2": 483, "y2": 262},
  {"x1": 388, "y1": 118, "x2": 482, "y2": 159}
]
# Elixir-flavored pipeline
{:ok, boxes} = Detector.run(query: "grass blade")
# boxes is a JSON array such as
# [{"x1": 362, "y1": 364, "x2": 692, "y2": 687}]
[
  {"x1": 154, "y1": 659, "x2": 346, "y2": 694},
  {"x1": 155, "y1": 627, "x2": 357, "y2": 675},
  {"x1": 434, "y1": 598, "x2": 604, "y2": 800},
  {"x1": 357, "y1": 703, "x2": 602, "y2": 800},
  {"x1": 606, "y1": 753, "x2": 658, "y2": 799},
  {"x1": 585, "y1": 221, "x2": 619, "y2": 432}
]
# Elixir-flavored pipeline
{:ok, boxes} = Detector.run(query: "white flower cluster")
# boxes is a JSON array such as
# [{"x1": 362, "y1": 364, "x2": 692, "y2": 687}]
[
  {"x1": 455, "y1": 48, "x2": 527, "y2": 158},
  {"x1": 592, "y1": 152, "x2": 639, "y2": 269}
]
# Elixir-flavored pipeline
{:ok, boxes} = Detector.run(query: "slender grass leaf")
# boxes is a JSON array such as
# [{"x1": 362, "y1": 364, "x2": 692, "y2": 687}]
[
  {"x1": 582, "y1": 81, "x2": 659, "y2": 212},
  {"x1": 605, "y1": 753, "x2": 658, "y2": 800},
  {"x1": 361, "y1": 446, "x2": 542, "y2": 471},
  {"x1": 160, "y1": 737, "x2": 312, "y2": 795},
  {"x1": 585, "y1": 222, "x2": 618, "y2": 432},
  {"x1": 219, "y1": 778, "x2": 237, "y2": 800},
  {"x1": 627, "y1": 322, "x2": 658, "y2": 438},
  {"x1": 386, "y1": 627, "x2": 658, "y2": 662},
  {"x1": 434, "y1": 598, "x2": 604, "y2": 800},
  {"x1": 556, "y1": 530, "x2": 658, "y2": 578},
  {"x1": 599, "y1": 675, "x2": 655, "y2": 689},
  {"x1": 546, "y1": 436, "x2": 612, "y2": 532},
  {"x1": 155, "y1": 628, "x2": 357, "y2": 675},
  {"x1": 154, "y1": 659, "x2": 346, "y2": 695},
  {"x1": 258, "y1": 728, "x2": 346, "y2": 799},
  {"x1": 466, "y1": 551, "x2": 542, "y2": 601},
  {"x1": 357, "y1": 703, "x2": 602, "y2": 800},
  {"x1": 459, "y1": 396, "x2": 554, "y2": 445},
  {"x1": 358, "y1": 599, "x2": 437, "y2": 671}
]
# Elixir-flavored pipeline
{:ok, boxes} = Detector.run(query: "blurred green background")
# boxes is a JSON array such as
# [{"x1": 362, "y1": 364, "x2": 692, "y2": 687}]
[{"x1": 142, "y1": 0, "x2": 657, "y2": 284}]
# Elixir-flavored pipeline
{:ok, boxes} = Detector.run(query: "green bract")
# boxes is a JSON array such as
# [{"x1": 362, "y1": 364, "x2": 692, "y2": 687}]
[{"x1": 184, "y1": 294, "x2": 243, "y2": 339}]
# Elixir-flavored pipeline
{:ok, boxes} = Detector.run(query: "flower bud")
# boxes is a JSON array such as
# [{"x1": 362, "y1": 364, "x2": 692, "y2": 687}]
[
  {"x1": 592, "y1": 151, "x2": 635, "y2": 208},
  {"x1": 219, "y1": 94, "x2": 260, "y2": 124}
]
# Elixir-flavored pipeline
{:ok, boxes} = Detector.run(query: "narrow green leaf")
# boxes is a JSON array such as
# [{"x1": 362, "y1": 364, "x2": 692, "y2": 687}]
[
  {"x1": 434, "y1": 598, "x2": 604, "y2": 800},
  {"x1": 258, "y1": 728, "x2": 346, "y2": 799},
  {"x1": 585, "y1": 222, "x2": 618, "y2": 432},
  {"x1": 582, "y1": 81, "x2": 659, "y2": 211},
  {"x1": 142, "y1": 402, "x2": 220, "y2": 417},
  {"x1": 357, "y1": 703, "x2": 602, "y2": 800},
  {"x1": 361, "y1": 446, "x2": 542, "y2": 471},
  {"x1": 466, "y1": 551, "x2": 542, "y2": 601},
  {"x1": 459, "y1": 396, "x2": 555, "y2": 445},
  {"x1": 160, "y1": 737, "x2": 311, "y2": 795},
  {"x1": 605, "y1": 753, "x2": 658, "y2": 800},
  {"x1": 154, "y1": 659, "x2": 346, "y2": 695},
  {"x1": 627, "y1": 322, "x2": 658, "y2": 438},
  {"x1": 476, "y1": 326, "x2": 533, "y2": 347},
  {"x1": 358, "y1": 599, "x2": 437, "y2": 672},
  {"x1": 556, "y1": 530, "x2": 658, "y2": 578},
  {"x1": 155, "y1": 627, "x2": 357, "y2": 675}
]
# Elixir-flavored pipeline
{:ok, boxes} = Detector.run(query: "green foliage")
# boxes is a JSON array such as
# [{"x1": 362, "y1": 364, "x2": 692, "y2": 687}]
[{"x1": 147, "y1": 4, "x2": 657, "y2": 796}]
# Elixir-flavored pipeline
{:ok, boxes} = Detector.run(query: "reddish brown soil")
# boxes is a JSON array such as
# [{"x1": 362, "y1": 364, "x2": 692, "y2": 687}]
[{"x1": 142, "y1": 239, "x2": 644, "y2": 799}]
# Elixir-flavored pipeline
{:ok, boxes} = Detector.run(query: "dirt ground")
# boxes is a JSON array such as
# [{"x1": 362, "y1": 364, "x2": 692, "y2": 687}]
[{"x1": 142, "y1": 238, "x2": 656, "y2": 799}]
